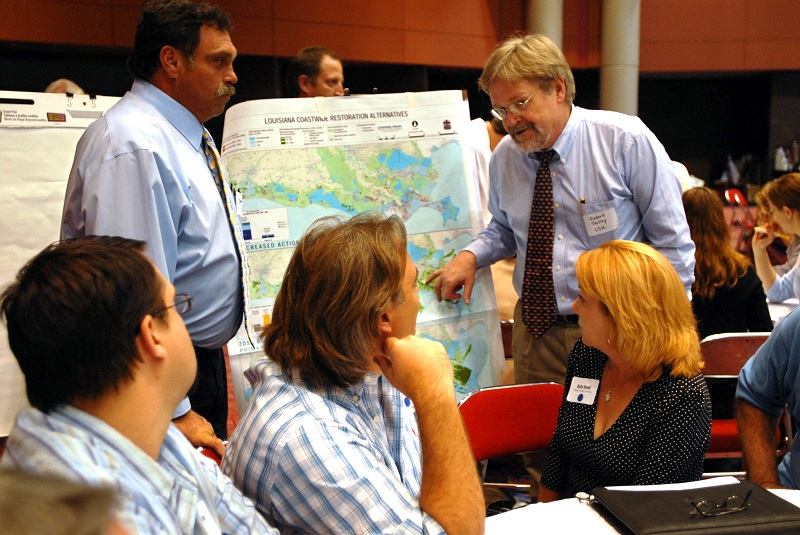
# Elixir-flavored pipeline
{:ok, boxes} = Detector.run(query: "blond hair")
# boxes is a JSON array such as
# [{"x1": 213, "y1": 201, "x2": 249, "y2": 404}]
[
  {"x1": 478, "y1": 33, "x2": 576, "y2": 103},
  {"x1": 576, "y1": 240, "x2": 702, "y2": 380}
]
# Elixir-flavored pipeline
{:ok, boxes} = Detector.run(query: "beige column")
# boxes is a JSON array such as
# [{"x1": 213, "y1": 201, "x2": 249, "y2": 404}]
[
  {"x1": 526, "y1": 0, "x2": 563, "y2": 48},
  {"x1": 600, "y1": 0, "x2": 641, "y2": 115}
]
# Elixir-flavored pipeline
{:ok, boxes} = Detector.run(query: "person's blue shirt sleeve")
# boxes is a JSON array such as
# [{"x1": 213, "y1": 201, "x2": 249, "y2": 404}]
[{"x1": 765, "y1": 263, "x2": 799, "y2": 303}]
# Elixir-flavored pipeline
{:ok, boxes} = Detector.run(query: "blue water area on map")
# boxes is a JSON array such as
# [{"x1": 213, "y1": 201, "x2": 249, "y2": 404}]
[
  {"x1": 384, "y1": 149, "x2": 419, "y2": 170},
  {"x1": 407, "y1": 242, "x2": 444, "y2": 264},
  {"x1": 308, "y1": 188, "x2": 352, "y2": 213}
]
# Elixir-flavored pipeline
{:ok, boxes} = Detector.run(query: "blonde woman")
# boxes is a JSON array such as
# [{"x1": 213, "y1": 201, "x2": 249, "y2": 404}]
[
  {"x1": 539, "y1": 240, "x2": 711, "y2": 502},
  {"x1": 753, "y1": 173, "x2": 800, "y2": 301}
]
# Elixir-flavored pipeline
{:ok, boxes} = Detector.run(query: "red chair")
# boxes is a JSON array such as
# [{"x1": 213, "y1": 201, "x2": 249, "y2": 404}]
[
  {"x1": 700, "y1": 332, "x2": 792, "y2": 477},
  {"x1": 198, "y1": 447, "x2": 222, "y2": 466},
  {"x1": 458, "y1": 382, "x2": 563, "y2": 491}
]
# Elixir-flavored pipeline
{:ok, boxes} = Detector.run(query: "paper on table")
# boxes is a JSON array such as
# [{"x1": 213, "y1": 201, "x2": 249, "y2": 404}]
[
  {"x1": 485, "y1": 498, "x2": 620, "y2": 535},
  {"x1": 604, "y1": 476, "x2": 741, "y2": 492}
]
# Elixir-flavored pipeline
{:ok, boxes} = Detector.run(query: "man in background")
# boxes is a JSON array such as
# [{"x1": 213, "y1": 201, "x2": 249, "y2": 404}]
[
  {"x1": 0, "y1": 236, "x2": 276, "y2": 534},
  {"x1": 223, "y1": 213, "x2": 484, "y2": 535},
  {"x1": 61, "y1": 0, "x2": 245, "y2": 450},
  {"x1": 428, "y1": 33, "x2": 695, "y2": 498},
  {"x1": 44, "y1": 78, "x2": 85, "y2": 94},
  {"x1": 285, "y1": 45, "x2": 345, "y2": 97}
]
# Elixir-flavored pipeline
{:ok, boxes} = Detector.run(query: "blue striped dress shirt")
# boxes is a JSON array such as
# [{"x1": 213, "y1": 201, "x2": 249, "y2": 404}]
[
  {"x1": 222, "y1": 358, "x2": 446, "y2": 534},
  {"x1": 1, "y1": 406, "x2": 277, "y2": 534}
]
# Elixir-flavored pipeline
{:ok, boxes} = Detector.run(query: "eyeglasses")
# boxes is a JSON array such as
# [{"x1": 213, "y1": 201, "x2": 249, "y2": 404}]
[
  {"x1": 690, "y1": 489, "x2": 752, "y2": 518},
  {"x1": 153, "y1": 294, "x2": 192, "y2": 316},
  {"x1": 491, "y1": 89, "x2": 538, "y2": 121}
]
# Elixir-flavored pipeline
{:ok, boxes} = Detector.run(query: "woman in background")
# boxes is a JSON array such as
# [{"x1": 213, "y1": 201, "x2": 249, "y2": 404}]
[
  {"x1": 683, "y1": 186, "x2": 773, "y2": 339},
  {"x1": 539, "y1": 241, "x2": 711, "y2": 501},
  {"x1": 755, "y1": 177, "x2": 800, "y2": 276},
  {"x1": 752, "y1": 172, "x2": 800, "y2": 302}
]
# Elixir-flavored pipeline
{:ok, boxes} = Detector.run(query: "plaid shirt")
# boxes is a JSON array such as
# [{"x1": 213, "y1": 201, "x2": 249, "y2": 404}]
[
  {"x1": 2, "y1": 405, "x2": 276, "y2": 535},
  {"x1": 222, "y1": 358, "x2": 446, "y2": 534}
]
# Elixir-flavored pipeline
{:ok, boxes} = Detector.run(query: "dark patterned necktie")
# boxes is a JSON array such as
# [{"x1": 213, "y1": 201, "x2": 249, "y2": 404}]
[
  {"x1": 521, "y1": 149, "x2": 556, "y2": 338},
  {"x1": 202, "y1": 130, "x2": 255, "y2": 347}
]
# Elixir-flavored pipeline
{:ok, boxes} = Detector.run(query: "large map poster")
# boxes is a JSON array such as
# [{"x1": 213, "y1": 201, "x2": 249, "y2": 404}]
[{"x1": 221, "y1": 91, "x2": 503, "y2": 408}]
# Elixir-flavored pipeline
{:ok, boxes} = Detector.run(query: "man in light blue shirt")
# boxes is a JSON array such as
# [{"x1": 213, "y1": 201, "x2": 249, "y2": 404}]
[
  {"x1": 0, "y1": 236, "x2": 277, "y2": 535},
  {"x1": 737, "y1": 307, "x2": 800, "y2": 490},
  {"x1": 61, "y1": 0, "x2": 242, "y2": 448},
  {"x1": 222, "y1": 213, "x2": 484, "y2": 535},
  {"x1": 428, "y1": 34, "x2": 695, "y2": 498}
]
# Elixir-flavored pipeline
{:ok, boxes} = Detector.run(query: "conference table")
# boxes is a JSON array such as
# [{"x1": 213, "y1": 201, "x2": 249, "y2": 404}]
[
  {"x1": 485, "y1": 477, "x2": 800, "y2": 533},
  {"x1": 769, "y1": 297, "x2": 799, "y2": 326}
]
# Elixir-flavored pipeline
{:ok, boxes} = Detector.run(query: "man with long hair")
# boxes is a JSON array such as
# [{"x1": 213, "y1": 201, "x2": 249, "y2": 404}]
[{"x1": 223, "y1": 213, "x2": 484, "y2": 535}]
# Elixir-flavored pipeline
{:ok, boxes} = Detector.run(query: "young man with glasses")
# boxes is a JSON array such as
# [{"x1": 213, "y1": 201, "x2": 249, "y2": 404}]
[
  {"x1": 427, "y1": 33, "x2": 695, "y2": 500},
  {"x1": 0, "y1": 236, "x2": 278, "y2": 534}
]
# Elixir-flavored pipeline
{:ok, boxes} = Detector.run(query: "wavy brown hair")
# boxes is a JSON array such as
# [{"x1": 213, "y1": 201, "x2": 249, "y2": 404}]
[
  {"x1": 262, "y1": 213, "x2": 407, "y2": 389},
  {"x1": 682, "y1": 187, "x2": 750, "y2": 299}
]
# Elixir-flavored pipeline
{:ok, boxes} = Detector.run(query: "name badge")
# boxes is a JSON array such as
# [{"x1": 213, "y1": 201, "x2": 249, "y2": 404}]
[
  {"x1": 583, "y1": 207, "x2": 620, "y2": 237},
  {"x1": 567, "y1": 377, "x2": 600, "y2": 405}
]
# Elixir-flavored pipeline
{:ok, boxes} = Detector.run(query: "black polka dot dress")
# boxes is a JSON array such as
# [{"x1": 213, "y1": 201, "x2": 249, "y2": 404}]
[{"x1": 541, "y1": 340, "x2": 712, "y2": 496}]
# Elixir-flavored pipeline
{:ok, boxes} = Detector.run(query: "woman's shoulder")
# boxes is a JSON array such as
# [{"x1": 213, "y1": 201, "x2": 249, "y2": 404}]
[
  {"x1": 568, "y1": 339, "x2": 606, "y2": 377},
  {"x1": 653, "y1": 368, "x2": 709, "y2": 399}
]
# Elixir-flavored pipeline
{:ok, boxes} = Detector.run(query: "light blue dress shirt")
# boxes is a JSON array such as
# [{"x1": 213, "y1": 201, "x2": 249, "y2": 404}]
[
  {"x1": 1, "y1": 406, "x2": 277, "y2": 534},
  {"x1": 222, "y1": 358, "x2": 446, "y2": 535},
  {"x1": 737, "y1": 307, "x2": 800, "y2": 489},
  {"x1": 61, "y1": 79, "x2": 242, "y2": 350},
  {"x1": 765, "y1": 254, "x2": 800, "y2": 303},
  {"x1": 465, "y1": 105, "x2": 695, "y2": 315}
]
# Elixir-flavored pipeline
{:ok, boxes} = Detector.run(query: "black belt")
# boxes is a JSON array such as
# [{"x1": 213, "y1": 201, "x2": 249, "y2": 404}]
[{"x1": 555, "y1": 314, "x2": 579, "y2": 323}]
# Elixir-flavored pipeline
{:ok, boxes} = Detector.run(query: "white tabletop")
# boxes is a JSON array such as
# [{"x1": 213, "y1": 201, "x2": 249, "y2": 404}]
[
  {"x1": 484, "y1": 478, "x2": 800, "y2": 534},
  {"x1": 769, "y1": 297, "x2": 799, "y2": 326}
]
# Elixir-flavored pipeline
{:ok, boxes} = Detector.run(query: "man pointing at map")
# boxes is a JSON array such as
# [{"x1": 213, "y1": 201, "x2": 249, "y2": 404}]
[{"x1": 427, "y1": 33, "x2": 695, "y2": 499}]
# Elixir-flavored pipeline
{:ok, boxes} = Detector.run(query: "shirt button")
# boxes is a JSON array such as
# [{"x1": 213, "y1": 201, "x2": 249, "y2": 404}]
[
  {"x1": 560, "y1": 296, "x2": 566, "y2": 302},
  {"x1": 373, "y1": 415, "x2": 380, "y2": 423},
  {"x1": 554, "y1": 203, "x2": 561, "y2": 209},
  {"x1": 352, "y1": 395, "x2": 359, "y2": 402},
  {"x1": 364, "y1": 376, "x2": 371, "y2": 383},
  {"x1": 555, "y1": 265, "x2": 562, "y2": 271},
  {"x1": 558, "y1": 234, "x2": 563, "y2": 240}
]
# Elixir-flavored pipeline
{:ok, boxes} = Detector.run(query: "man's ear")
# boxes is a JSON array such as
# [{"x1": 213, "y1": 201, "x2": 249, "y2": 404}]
[
  {"x1": 378, "y1": 309, "x2": 393, "y2": 336},
  {"x1": 160, "y1": 46, "x2": 182, "y2": 79},
  {"x1": 553, "y1": 76, "x2": 567, "y2": 102},
  {"x1": 135, "y1": 314, "x2": 168, "y2": 362},
  {"x1": 297, "y1": 75, "x2": 312, "y2": 96}
]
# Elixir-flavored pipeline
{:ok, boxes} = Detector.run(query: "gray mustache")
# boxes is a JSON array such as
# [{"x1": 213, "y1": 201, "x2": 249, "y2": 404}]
[{"x1": 216, "y1": 84, "x2": 236, "y2": 98}]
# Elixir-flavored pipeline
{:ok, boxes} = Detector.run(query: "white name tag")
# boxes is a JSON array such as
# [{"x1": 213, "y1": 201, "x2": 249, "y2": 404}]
[
  {"x1": 567, "y1": 377, "x2": 600, "y2": 405},
  {"x1": 583, "y1": 207, "x2": 620, "y2": 237}
]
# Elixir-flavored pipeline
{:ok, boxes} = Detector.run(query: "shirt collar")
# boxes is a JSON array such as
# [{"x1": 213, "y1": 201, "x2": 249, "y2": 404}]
[
  {"x1": 55, "y1": 405, "x2": 175, "y2": 500},
  {"x1": 551, "y1": 103, "x2": 580, "y2": 162},
  {"x1": 131, "y1": 78, "x2": 205, "y2": 151}
]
